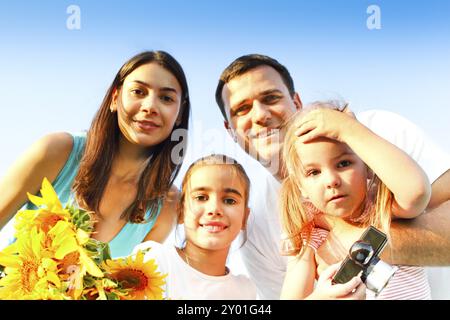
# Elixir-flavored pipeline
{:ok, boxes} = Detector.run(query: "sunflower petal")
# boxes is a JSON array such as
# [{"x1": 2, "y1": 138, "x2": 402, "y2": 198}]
[
  {"x1": 41, "y1": 178, "x2": 63, "y2": 210},
  {"x1": 54, "y1": 237, "x2": 79, "y2": 259},
  {"x1": 79, "y1": 250, "x2": 104, "y2": 277},
  {"x1": 0, "y1": 254, "x2": 20, "y2": 268},
  {"x1": 27, "y1": 192, "x2": 46, "y2": 207}
]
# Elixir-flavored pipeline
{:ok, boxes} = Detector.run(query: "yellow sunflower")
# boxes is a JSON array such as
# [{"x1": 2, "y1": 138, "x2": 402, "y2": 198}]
[
  {"x1": 0, "y1": 227, "x2": 61, "y2": 300},
  {"x1": 14, "y1": 178, "x2": 71, "y2": 236},
  {"x1": 102, "y1": 250, "x2": 167, "y2": 300},
  {"x1": 81, "y1": 278, "x2": 129, "y2": 300}
]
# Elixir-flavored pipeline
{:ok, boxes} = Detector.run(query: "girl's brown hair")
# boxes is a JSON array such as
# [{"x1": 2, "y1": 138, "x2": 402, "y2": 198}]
[
  {"x1": 280, "y1": 101, "x2": 393, "y2": 256},
  {"x1": 72, "y1": 51, "x2": 191, "y2": 223}
]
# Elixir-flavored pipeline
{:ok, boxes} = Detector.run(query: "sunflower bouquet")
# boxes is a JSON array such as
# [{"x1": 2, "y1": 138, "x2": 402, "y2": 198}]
[{"x1": 0, "y1": 178, "x2": 167, "y2": 300}]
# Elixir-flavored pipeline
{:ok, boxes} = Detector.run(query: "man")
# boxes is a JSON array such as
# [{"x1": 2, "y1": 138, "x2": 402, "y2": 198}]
[{"x1": 215, "y1": 54, "x2": 450, "y2": 299}]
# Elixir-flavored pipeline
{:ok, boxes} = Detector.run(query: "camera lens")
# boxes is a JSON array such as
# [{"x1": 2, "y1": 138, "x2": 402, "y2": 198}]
[{"x1": 349, "y1": 241, "x2": 374, "y2": 266}]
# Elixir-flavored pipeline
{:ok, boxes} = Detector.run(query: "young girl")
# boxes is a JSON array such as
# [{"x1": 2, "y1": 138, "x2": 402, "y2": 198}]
[
  {"x1": 133, "y1": 154, "x2": 257, "y2": 299},
  {"x1": 280, "y1": 101, "x2": 432, "y2": 300},
  {"x1": 0, "y1": 51, "x2": 190, "y2": 258}
]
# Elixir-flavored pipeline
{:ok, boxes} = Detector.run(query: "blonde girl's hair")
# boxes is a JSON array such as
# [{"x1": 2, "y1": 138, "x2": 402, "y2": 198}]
[
  {"x1": 177, "y1": 154, "x2": 251, "y2": 244},
  {"x1": 279, "y1": 100, "x2": 394, "y2": 256}
]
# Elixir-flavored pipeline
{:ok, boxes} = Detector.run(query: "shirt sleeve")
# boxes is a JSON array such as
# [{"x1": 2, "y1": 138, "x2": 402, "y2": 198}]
[
  {"x1": 304, "y1": 228, "x2": 329, "y2": 251},
  {"x1": 357, "y1": 110, "x2": 450, "y2": 184}
]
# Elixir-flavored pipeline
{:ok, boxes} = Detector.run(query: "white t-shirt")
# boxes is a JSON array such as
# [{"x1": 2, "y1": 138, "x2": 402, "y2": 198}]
[
  {"x1": 238, "y1": 109, "x2": 450, "y2": 300},
  {"x1": 132, "y1": 241, "x2": 257, "y2": 300}
]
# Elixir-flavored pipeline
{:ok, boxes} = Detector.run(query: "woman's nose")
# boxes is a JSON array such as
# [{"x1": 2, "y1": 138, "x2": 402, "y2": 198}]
[{"x1": 141, "y1": 95, "x2": 159, "y2": 115}]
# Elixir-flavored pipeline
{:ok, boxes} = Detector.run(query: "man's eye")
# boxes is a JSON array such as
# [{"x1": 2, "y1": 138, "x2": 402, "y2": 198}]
[
  {"x1": 234, "y1": 105, "x2": 251, "y2": 116},
  {"x1": 337, "y1": 160, "x2": 352, "y2": 168},
  {"x1": 224, "y1": 198, "x2": 237, "y2": 205},
  {"x1": 262, "y1": 95, "x2": 281, "y2": 104}
]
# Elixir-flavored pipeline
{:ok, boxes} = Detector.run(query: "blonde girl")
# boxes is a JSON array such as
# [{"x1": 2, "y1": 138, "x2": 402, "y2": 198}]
[
  {"x1": 280, "y1": 101, "x2": 432, "y2": 300},
  {"x1": 133, "y1": 154, "x2": 256, "y2": 299}
]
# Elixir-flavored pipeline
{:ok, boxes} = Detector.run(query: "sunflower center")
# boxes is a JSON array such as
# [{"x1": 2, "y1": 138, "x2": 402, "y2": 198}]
[
  {"x1": 20, "y1": 260, "x2": 39, "y2": 292},
  {"x1": 115, "y1": 269, "x2": 148, "y2": 291},
  {"x1": 40, "y1": 213, "x2": 64, "y2": 233}
]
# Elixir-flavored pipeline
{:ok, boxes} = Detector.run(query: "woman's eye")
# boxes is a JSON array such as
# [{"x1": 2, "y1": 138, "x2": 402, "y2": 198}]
[
  {"x1": 160, "y1": 95, "x2": 175, "y2": 103},
  {"x1": 337, "y1": 160, "x2": 352, "y2": 168},
  {"x1": 224, "y1": 198, "x2": 237, "y2": 205},
  {"x1": 131, "y1": 88, "x2": 145, "y2": 96}
]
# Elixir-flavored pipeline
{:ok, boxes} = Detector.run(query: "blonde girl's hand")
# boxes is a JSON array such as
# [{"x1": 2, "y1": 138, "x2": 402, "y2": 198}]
[
  {"x1": 294, "y1": 107, "x2": 358, "y2": 144},
  {"x1": 306, "y1": 262, "x2": 366, "y2": 300}
]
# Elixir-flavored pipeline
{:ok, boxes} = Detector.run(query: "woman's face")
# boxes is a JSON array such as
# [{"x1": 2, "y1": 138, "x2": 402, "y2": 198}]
[{"x1": 112, "y1": 62, "x2": 182, "y2": 148}]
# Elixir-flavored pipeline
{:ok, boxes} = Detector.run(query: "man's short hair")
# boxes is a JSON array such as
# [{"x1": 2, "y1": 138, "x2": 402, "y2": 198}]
[{"x1": 215, "y1": 54, "x2": 296, "y2": 120}]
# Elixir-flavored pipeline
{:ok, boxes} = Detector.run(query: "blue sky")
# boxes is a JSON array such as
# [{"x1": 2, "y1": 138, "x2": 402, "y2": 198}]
[{"x1": 1, "y1": 0, "x2": 449, "y2": 179}]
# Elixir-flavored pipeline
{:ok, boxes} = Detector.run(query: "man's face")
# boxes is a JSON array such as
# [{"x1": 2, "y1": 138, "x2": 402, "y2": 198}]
[{"x1": 221, "y1": 66, "x2": 301, "y2": 168}]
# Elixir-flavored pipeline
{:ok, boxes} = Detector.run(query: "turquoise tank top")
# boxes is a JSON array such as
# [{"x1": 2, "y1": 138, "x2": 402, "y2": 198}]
[{"x1": 21, "y1": 132, "x2": 162, "y2": 258}]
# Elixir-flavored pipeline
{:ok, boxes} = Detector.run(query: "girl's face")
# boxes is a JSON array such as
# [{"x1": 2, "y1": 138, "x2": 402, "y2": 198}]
[
  {"x1": 182, "y1": 165, "x2": 249, "y2": 252},
  {"x1": 112, "y1": 62, "x2": 182, "y2": 148},
  {"x1": 296, "y1": 138, "x2": 368, "y2": 220}
]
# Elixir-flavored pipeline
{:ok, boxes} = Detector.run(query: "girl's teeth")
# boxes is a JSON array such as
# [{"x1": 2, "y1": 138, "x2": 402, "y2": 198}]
[{"x1": 204, "y1": 225, "x2": 223, "y2": 232}]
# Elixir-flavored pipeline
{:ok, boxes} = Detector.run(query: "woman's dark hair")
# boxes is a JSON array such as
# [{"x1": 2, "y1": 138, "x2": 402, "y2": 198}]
[{"x1": 73, "y1": 51, "x2": 191, "y2": 223}]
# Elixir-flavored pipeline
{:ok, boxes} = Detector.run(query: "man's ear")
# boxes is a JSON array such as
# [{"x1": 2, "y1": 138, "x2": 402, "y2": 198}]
[
  {"x1": 293, "y1": 92, "x2": 303, "y2": 111},
  {"x1": 224, "y1": 120, "x2": 237, "y2": 143}
]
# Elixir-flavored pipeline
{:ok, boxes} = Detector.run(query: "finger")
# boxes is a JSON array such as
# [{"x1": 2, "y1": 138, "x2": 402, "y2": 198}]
[
  {"x1": 297, "y1": 131, "x2": 320, "y2": 144},
  {"x1": 340, "y1": 281, "x2": 367, "y2": 300},
  {"x1": 329, "y1": 276, "x2": 363, "y2": 297},
  {"x1": 295, "y1": 120, "x2": 316, "y2": 137},
  {"x1": 318, "y1": 262, "x2": 342, "y2": 283},
  {"x1": 349, "y1": 281, "x2": 367, "y2": 300}
]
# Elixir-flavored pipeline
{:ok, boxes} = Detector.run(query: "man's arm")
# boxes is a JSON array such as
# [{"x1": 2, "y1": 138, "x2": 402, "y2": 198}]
[
  {"x1": 428, "y1": 169, "x2": 450, "y2": 209},
  {"x1": 385, "y1": 199, "x2": 450, "y2": 266}
]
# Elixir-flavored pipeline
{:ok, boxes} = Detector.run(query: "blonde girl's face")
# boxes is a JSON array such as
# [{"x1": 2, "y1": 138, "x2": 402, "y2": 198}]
[
  {"x1": 296, "y1": 138, "x2": 368, "y2": 220},
  {"x1": 181, "y1": 165, "x2": 249, "y2": 252},
  {"x1": 112, "y1": 62, "x2": 182, "y2": 148}
]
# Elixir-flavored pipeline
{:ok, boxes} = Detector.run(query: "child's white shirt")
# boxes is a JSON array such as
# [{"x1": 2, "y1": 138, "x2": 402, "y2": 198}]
[{"x1": 132, "y1": 241, "x2": 257, "y2": 300}]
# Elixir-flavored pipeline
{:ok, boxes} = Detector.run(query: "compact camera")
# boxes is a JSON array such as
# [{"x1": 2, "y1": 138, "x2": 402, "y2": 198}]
[{"x1": 332, "y1": 226, "x2": 397, "y2": 296}]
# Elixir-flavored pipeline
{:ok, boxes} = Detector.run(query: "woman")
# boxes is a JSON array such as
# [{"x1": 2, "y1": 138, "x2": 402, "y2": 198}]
[{"x1": 0, "y1": 51, "x2": 191, "y2": 258}]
